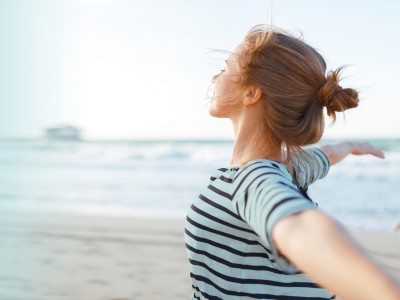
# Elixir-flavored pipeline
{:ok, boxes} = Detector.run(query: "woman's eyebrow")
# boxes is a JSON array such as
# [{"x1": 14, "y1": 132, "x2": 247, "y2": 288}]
[{"x1": 225, "y1": 59, "x2": 238, "y2": 64}]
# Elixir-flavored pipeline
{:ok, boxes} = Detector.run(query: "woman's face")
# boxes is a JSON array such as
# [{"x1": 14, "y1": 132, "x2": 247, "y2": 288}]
[{"x1": 208, "y1": 44, "x2": 244, "y2": 118}]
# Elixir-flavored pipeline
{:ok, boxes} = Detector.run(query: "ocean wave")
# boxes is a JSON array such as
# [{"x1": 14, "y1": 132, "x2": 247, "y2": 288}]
[{"x1": 0, "y1": 139, "x2": 399, "y2": 231}]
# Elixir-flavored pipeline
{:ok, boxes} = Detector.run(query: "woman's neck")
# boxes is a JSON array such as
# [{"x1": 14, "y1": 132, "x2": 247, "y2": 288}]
[{"x1": 230, "y1": 113, "x2": 283, "y2": 167}]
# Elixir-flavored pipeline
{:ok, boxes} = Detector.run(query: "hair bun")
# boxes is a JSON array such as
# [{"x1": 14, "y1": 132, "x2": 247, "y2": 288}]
[{"x1": 317, "y1": 67, "x2": 359, "y2": 122}]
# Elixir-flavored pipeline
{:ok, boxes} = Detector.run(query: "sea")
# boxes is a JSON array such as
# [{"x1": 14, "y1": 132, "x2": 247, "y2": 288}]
[{"x1": 0, "y1": 138, "x2": 399, "y2": 232}]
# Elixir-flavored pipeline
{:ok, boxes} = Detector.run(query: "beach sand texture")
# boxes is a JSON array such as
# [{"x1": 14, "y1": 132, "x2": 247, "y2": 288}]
[{"x1": 0, "y1": 212, "x2": 399, "y2": 300}]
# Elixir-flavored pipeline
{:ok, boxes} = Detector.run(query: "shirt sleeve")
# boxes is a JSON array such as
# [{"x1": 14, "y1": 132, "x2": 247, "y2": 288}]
[
  {"x1": 232, "y1": 163, "x2": 318, "y2": 273},
  {"x1": 291, "y1": 147, "x2": 330, "y2": 191}
]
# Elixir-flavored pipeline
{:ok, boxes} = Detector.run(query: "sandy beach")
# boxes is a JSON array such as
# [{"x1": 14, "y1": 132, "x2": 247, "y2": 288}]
[{"x1": 0, "y1": 212, "x2": 399, "y2": 300}]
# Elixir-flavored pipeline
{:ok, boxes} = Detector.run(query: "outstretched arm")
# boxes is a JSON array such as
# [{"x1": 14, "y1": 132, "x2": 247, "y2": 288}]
[
  {"x1": 320, "y1": 141, "x2": 385, "y2": 165},
  {"x1": 273, "y1": 210, "x2": 400, "y2": 300},
  {"x1": 288, "y1": 141, "x2": 383, "y2": 190}
]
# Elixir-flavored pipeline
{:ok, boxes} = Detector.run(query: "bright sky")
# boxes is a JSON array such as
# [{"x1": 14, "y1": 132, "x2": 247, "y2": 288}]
[{"x1": 1, "y1": 0, "x2": 399, "y2": 140}]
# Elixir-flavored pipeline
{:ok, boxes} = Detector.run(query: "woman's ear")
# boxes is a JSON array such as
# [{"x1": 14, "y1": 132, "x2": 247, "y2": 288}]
[{"x1": 243, "y1": 85, "x2": 263, "y2": 105}]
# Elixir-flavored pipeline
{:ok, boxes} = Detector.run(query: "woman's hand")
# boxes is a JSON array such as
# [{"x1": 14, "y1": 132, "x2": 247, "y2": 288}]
[
  {"x1": 350, "y1": 142, "x2": 385, "y2": 158},
  {"x1": 320, "y1": 141, "x2": 384, "y2": 165}
]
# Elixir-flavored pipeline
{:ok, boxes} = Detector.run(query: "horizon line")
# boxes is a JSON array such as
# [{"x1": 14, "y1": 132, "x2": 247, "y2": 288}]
[{"x1": 0, "y1": 136, "x2": 399, "y2": 142}]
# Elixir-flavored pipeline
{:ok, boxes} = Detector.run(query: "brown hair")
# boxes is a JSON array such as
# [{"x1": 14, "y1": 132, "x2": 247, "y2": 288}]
[{"x1": 238, "y1": 25, "x2": 359, "y2": 162}]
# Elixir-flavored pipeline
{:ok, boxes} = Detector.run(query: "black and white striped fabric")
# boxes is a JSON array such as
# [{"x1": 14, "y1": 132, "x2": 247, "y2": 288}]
[{"x1": 185, "y1": 147, "x2": 335, "y2": 299}]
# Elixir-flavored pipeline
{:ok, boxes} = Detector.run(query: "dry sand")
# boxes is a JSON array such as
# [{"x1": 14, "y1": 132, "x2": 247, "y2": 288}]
[{"x1": 0, "y1": 212, "x2": 398, "y2": 300}]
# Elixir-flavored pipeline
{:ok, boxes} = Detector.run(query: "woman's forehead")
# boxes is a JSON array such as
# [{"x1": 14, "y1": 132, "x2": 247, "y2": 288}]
[
  {"x1": 225, "y1": 43, "x2": 244, "y2": 63},
  {"x1": 226, "y1": 54, "x2": 240, "y2": 64}
]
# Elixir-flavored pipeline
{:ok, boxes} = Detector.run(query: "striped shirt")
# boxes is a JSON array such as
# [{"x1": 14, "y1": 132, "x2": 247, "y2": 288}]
[{"x1": 184, "y1": 147, "x2": 335, "y2": 299}]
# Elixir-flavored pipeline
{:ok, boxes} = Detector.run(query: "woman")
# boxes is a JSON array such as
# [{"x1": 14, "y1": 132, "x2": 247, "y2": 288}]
[{"x1": 184, "y1": 25, "x2": 400, "y2": 299}]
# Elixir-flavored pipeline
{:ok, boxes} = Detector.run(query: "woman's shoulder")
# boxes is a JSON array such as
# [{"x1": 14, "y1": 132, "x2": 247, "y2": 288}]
[
  {"x1": 235, "y1": 158, "x2": 294, "y2": 181},
  {"x1": 208, "y1": 159, "x2": 297, "y2": 194}
]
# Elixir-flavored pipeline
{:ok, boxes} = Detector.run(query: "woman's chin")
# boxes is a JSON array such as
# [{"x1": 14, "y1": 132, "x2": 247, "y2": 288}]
[{"x1": 208, "y1": 107, "x2": 226, "y2": 118}]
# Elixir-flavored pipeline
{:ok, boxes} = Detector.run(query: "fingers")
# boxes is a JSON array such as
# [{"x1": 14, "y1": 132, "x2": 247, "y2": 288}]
[
  {"x1": 351, "y1": 142, "x2": 385, "y2": 159},
  {"x1": 365, "y1": 143, "x2": 385, "y2": 159},
  {"x1": 371, "y1": 148, "x2": 385, "y2": 159}
]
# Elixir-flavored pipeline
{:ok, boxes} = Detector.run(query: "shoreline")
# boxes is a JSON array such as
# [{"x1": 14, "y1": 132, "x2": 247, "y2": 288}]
[{"x1": 0, "y1": 212, "x2": 399, "y2": 300}]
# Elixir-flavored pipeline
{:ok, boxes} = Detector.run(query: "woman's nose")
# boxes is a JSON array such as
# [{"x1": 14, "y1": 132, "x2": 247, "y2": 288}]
[{"x1": 211, "y1": 73, "x2": 218, "y2": 84}]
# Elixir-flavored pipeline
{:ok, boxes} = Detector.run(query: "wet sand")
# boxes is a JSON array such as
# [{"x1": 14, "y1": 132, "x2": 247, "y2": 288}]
[{"x1": 0, "y1": 212, "x2": 398, "y2": 300}]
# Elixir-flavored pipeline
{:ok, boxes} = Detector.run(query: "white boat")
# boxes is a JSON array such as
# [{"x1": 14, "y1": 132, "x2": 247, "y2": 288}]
[{"x1": 45, "y1": 125, "x2": 81, "y2": 140}]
